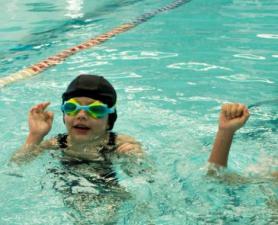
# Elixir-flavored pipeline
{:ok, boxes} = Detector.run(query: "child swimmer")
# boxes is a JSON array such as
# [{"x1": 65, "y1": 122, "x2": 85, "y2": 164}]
[
  {"x1": 12, "y1": 75, "x2": 144, "y2": 223},
  {"x1": 12, "y1": 74, "x2": 143, "y2": 164}
]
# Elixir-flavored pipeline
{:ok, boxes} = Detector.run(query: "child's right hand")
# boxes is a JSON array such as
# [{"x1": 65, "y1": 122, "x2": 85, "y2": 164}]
[{"x1": 27, "y1": 102, "x2": 54, "y2": 144}]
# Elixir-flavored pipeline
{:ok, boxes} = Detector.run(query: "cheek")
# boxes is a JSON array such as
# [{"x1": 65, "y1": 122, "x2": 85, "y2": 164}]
[
  {"x1": 64, "y1": 115, "x2": 73, "y2": 129},
  {"x1": 93, "y1": 117, "x2": 109, "y2": 130}
]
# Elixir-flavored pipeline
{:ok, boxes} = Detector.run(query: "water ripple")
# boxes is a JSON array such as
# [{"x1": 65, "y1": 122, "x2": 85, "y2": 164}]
[
  {"x1": 124, "y1": 86, "x2": 155, "y2": 93},
  {"x1": 233, "y1": 54, "x2": 266, "y2": 60},
  {"x1": 141, "y1": 95, "x2": 177, "y2": 104},
  {"x1": 167, "y1": 62, "x2": 231, "y2": 71},
  {"x1": 217, "y1": 74, "x2": 275, "y2": 84},
  {"x1": 256, "y1": 34, "x2": 278, "y2": 39},
  {"x1": 89, "y1": 50, "x2": 178, "y2": 61},
  {"x1": 119, "y1": 51, "x2": 177, "y2": 60},
  {"x1": 178, "y1": 96, "x2": 224, "y2": 104},
  {"x1": 68, "y1": 61, "x2": 109, "y2": 70},
  {"x1": 108, "y1": 72, "x2": 142, "y2": 79}
]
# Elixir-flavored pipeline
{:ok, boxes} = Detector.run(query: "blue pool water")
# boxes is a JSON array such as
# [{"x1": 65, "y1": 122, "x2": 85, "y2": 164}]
[{"x1": 0, "y1": 0, "x2": 277, "y2": 224}]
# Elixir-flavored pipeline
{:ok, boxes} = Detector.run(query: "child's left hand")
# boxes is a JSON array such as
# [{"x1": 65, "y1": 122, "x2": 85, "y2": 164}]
[
  {"x1": 115, "y1": 135, "x2": 144, "y2": 156},
  {"x1": 218, "y1": 103, "x2": 250, "y2": 134}
]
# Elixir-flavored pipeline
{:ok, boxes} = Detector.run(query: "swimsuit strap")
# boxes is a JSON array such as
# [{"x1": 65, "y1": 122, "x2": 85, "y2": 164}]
[
  {"x1": 56, "y1": 133, "x2": 68, "y2": 149},
  {"x1": 108, "y1": 132, "x2": 117, "y2": 147},
  {"x1": 99, "y1": 132, "x2": 117, "y2": 154}
]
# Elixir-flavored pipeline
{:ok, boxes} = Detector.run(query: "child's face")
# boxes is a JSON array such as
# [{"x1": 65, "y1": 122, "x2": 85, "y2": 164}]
[{"x1": 64, "y1": 97, "x2": 109, "y2": 143}]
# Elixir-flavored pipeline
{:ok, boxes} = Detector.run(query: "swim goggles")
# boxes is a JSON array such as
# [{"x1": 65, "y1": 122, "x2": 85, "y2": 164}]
[{"x1": 61, "y1": 98, "x2": 115, "y2": 119}]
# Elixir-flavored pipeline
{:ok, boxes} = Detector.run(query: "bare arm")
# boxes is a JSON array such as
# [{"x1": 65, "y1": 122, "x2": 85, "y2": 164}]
[
  {"x1": 208, "y1": 103, "x2": 250, "y2": 167},
  {"x1": 11, "y1": 102, "x2": 55, "y2": 164},
  {"x1": 208, "y1": 104, "x2": 278, "y2": 181},
  {"x1": 11, "y1": 138, "x2": 59, "y2": 164}
]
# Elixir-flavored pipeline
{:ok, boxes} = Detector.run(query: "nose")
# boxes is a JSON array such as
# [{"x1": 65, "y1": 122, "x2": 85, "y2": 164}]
[{"x1": 76, "y1": 109, "x2": 88, "y2": 119}]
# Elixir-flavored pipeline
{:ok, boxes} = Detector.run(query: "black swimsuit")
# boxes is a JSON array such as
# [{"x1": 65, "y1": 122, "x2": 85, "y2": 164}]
[
  {"x1": 56, "y1": 132, "x2": 117, "y2": 153},
  {"x1": 50, "y1": 132, "x2": 119, "y2": 195}
]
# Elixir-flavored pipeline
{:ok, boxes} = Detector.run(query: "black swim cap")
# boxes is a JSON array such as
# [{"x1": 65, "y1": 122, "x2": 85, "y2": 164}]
[{"x1": 62, "y1": 74, "x2": 117, "y2": 130}]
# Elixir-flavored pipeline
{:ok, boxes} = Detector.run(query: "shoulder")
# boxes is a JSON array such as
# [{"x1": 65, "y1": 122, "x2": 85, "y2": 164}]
[
  {"x1": 116, "y1": 134, "x2": 139, "y2": 144},
  {"x1": 114, "y1": 134, "x2": 144, "y2": 155}
]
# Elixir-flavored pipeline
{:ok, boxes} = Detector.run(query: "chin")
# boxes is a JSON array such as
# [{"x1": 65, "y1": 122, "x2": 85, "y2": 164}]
[{"x1": 70, "y1": 133, "x2": 91, "y2": 143}]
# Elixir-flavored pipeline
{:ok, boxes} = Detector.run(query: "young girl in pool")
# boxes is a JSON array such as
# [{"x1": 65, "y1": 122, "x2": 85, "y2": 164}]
[
  {"x1": 12, "y1": 74, "x2": 145, "y2": 224},
  {"x1": 12, "y1": 74, "x2": 143, "y2": 164}
]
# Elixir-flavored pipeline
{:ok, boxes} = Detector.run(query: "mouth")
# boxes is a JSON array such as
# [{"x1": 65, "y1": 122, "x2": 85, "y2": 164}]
[{"x1": 72, "y1": 124, "x2": 91, "y2": 134}]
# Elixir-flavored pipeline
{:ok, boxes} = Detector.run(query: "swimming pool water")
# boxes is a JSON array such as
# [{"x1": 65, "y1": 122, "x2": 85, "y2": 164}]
[{"x1": 0, "y1": 0, "x2": 277, "y2": 224}]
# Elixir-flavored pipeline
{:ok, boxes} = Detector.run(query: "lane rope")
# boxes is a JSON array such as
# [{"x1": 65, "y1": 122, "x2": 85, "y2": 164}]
[{"x1": 0, "y1": 0, "x2": 191, "y2": 88}]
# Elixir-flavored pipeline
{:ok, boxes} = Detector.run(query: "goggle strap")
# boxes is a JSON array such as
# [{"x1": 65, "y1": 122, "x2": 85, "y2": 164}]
[{"x1": 108, "y1": 106, "x2": 115, "y2": 113}]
